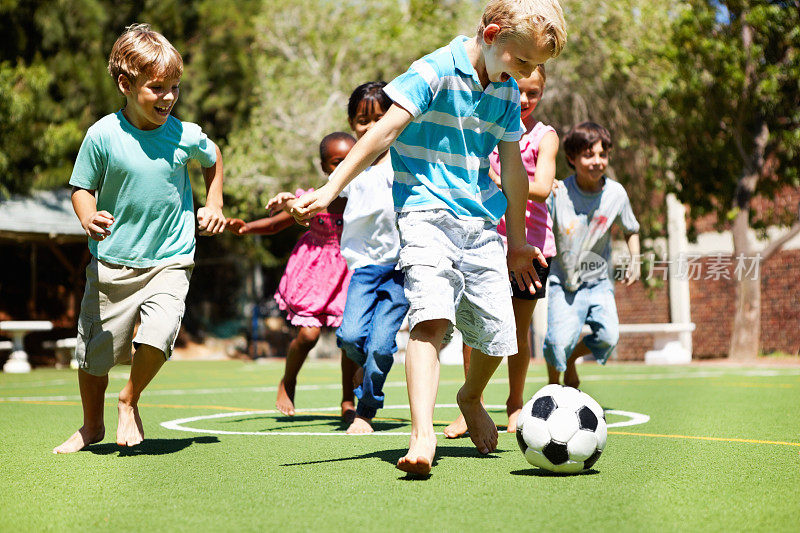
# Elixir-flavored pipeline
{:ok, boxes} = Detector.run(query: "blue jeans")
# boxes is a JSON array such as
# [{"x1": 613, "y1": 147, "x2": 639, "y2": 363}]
[
  {"x1": 336, "y1": 264, "x2": 409, "y2": 419},
  {"x1": 543, "y1": 277, "x2": 619, "y2": 371}
]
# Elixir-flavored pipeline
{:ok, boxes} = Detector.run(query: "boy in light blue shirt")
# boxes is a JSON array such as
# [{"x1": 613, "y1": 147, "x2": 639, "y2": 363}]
[
  {"x1": 545, "y1": 122, "x2": 640, "y2": 388},
  {"x1": 54, "y1": 24, "x2": 225, "y2": 454},
  {"x1": 292, "y1": 0, "x2": 567, "y2": 475}
]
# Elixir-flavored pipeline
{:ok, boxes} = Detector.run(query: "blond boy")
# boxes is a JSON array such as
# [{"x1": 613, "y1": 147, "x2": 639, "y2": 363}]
[
  {"x1": 54, "y1": 24, "x2": 225, "y2": 454},
  {"x1": 292, "y1": 0, "x2": 567, "y2": 474}
]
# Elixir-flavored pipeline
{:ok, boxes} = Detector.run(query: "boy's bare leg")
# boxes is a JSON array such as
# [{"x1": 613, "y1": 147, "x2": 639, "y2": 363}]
[
  {"x1": 397, "y1": 319, "x2": 446, "y2": 475},
  {"x1": 546, "y1": 362, "x2": 560, "y2": 384},
  {"x1": 443, "y1": 343, "x2": 471, "y2": 438},
  {"x1": 564, "y1": 339, "x2": 591, "y2": 389},
  {"x1": 53, "y1": 370, "x2": 108, "y2": 453},
  {"x1": 340, "y1": 350, "x2": 357, "y2": 423},
  {"x1": 276, "y1": 326, "x2": 320, "y2": 416},
  {"x1": 117, "y1": 343, "x2": 165, "y2": 446},
  {"x1": 457, "y1": 349, "x2": 502, "y2": 454},
  {"x1": 507, "y1": 299, "x2": 537, "y2": 432}
]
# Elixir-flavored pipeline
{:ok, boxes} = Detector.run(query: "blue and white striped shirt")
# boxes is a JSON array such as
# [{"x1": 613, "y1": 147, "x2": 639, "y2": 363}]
[{"x1": 384, "y1": 35, "x2": 524, "y2": 225}]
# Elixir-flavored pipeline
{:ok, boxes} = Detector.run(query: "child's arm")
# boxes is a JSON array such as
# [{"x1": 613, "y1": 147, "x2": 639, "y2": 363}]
[
  {"x1": 291, "y1": 104, "x2": 413, "y2": 223},
  {"x1": 623, "y1": 233, "x2": 641, "y2": 286},
  {"x1": 527, "y1": 132, "x2": 558, "y2": 203},
  {"x1": 497, "y1": 141, "x2": 548, "y2": 292},
  {"x1": 227, "y1": 212, "x2": 295, "y2": 235},
  {"x1": 197, "y1": 144, "x2": 226, "y2": 235},
  {"x1": 487, "y1": 132, "x2": 557, "y2": 200},
  {"x1": 71, "y1": 186, "x2": 114, "y2": 241}
]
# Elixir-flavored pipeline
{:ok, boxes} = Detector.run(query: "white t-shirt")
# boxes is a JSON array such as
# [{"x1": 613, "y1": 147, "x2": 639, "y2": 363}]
[{"x1": 339, "y1": 160, "x2": 400, "y2": 269}]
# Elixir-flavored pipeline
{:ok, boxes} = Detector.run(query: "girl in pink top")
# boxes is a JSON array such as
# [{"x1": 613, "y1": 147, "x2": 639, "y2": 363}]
[
  {"x1": 227, "y1": 132, "x2": 359, "y2": 421},
  {"x1": 445, "y1": 65, "x2": 558, "y2": 437}
]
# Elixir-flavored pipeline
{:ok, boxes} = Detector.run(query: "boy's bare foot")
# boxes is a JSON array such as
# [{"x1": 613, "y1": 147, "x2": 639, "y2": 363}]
[
  {"x1": 506, "y1": 403, "x2": 523, "y2": 433},
  {"x1": 53, "y1": 425, "x2": 105, "y2": 454},
  {"x1": 276, "y1": 378, "x2": 295, "y2": 416},
  {"x1": 352, "y1": 366, "x2": 364, "y2": 388},
  {"x1": 341, "y1": 401, "x2": 356, "y2": 424},
  {"x1": 346, "y1": 416, "x2": 374, "y2": 434},
  {"x1": 116, "y1": 400, "x2": 144, "y2": 446},
  {"x1": 456, "y1": 388, "x2": 497, "y2": 454},
  {"x1": 396, "y1": 433, "x2": 436, "y2": 475},
  {"x1": 443, "y1": 413, "x2": 468, "y2": 438}
]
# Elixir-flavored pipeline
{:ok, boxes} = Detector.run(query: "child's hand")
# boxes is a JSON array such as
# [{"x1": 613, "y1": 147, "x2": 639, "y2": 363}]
[
  {"x1": 507, "y1": 244, "x2": 548, "y2": 294},
  {"x1": 226, "y1": 218, "x2": 248, "y2": 235},
  {"x1": 197, "y1": 206, "x2": 226, "y2": 236},
  {"x1": 623, "y1": 257, "x2": 640, "y2": 286},
  {"x1": 551, "y1": 180, "x2": 563, "y2": 192},
  {"x1": 80, "y1": 210, "x2": 114, "y2": 241},
  {"x1": 266, "y1": 192, "x2": 297, "y2": 215},
  {"x1": 290, "y1": 186, "x2": 336, "y2": 225}
]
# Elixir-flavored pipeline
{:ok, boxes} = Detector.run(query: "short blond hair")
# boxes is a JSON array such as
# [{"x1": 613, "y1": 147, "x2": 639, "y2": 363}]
[
  {"x1": 477, "y1": 0, "x2": 567, "y2": 58},
  {"x1": 108, "y1": 23, "x2": 183, "y2": 89}
]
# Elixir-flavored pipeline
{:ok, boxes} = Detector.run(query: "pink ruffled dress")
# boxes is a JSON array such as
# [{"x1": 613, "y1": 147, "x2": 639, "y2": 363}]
[{"x1": 273, "y1": 193, "x2": 351, "y2": 328}]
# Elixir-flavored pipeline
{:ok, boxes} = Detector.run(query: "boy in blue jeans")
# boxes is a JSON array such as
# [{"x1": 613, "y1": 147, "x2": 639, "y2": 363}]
[
  {"x1": 293, "y1": 0, "x2": 567, "y2": 474},
  {"x1": 544, "y1": 122, "x2": 640, "y2": 388},
  {"x1": 54, "y1": 24, "x2": 225, "y2": 453}
]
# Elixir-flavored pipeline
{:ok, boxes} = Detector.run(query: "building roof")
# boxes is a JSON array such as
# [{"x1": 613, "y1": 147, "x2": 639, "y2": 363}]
[{"x1": 0, "y1": 189, "x2": 85, "y2": 243}]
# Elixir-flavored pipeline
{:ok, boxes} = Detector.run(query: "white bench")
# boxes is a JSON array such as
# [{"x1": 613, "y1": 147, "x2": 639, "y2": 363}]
[
  {"x1": 1, "y1": 321, "x2": 53, "y2": 373},
  {"x1": 581, "y1": 322, "x2": 696, "y2": 364},
  {"x1": 43, "y1": 338, "x2": 79, "y2": 369}
]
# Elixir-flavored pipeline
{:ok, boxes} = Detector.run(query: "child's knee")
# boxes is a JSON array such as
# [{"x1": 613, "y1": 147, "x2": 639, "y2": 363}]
[{"x1": 296, "y1": 327, "x2": 321, "y2": 348}]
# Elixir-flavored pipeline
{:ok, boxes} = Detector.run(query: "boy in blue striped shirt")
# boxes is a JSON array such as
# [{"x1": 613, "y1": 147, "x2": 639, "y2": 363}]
[{"x1": 293, "y1": 0, "x2": 567, "y2": 475}]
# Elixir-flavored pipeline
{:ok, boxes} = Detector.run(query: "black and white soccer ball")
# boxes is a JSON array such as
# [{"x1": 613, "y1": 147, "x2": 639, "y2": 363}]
[{"x1": 516, "y1": 384, "x2": 607, "y2": 473}]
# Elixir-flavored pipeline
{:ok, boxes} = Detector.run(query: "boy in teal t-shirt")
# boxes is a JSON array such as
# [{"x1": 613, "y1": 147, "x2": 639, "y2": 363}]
[{"x1": 54, "y1": 24, "x2": 225, "y2": 454}]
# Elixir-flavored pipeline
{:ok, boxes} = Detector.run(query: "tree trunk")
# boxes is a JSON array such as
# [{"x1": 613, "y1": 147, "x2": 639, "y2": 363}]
[{"x1": 728, "y1": 208, "x2": 760, "y2": 360}]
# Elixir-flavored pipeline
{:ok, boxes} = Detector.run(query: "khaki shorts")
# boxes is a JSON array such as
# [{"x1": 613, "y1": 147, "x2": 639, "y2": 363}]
[
  {"x1": 396, "y1": 210, "x2": 517, "y2": 357},
  {"x1": 76, "y1": 255, "x2": 194, "y2": 376}
]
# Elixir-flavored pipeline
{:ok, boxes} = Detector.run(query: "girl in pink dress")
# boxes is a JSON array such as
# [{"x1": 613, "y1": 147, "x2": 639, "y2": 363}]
[
  {"x1": 445, "y1": 65, "x2": 559, "y2": 437},
  {"x1": 228, "y1": 132, "x2": 358, "y2": 419}
]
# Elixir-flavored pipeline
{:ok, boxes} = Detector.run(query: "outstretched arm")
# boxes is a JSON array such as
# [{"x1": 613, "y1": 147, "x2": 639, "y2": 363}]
[
  {"x1": 227, "y1": 211, "x2": 295, "y2": 235},
  {"x1": 291, "y1": 103, "x2": 413, "y2": 223},
  {"x1": 197, "y1": 143, "x2": 226, "y2": 235}
]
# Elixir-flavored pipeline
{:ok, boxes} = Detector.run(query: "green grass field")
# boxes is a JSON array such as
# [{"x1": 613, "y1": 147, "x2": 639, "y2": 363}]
[{"x1": 2, "y1": 359, "x2": 799, "y2": 532}]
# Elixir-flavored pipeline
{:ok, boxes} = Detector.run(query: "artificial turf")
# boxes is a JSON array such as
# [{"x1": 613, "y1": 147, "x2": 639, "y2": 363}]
[{"x1": 1, "y1": 359, "x2": 799, "y2": 532}]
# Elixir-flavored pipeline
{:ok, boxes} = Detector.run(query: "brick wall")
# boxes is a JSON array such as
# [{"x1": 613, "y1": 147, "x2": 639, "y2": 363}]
[
  {"x1": 610, "y1": 248, "x2": 800, "y2": 360},
  {"x1": 614, "y1": 280, "x2": 670, "y2": 361}
]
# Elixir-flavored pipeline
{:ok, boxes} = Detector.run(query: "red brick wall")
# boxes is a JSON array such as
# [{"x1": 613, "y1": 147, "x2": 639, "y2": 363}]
[
  {"x1": 614, "y1": 280, "x2": 670, "y2": 361},
  {"x1": 610, "y1": 248, "x2": 800, "y2": 360}
]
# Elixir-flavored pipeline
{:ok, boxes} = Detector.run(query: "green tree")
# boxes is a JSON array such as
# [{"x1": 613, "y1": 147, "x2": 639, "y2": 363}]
[
  {"x1": 658, "y1": 0, "x2": 800, "y2": 358},
  {"x1": 221, "y1": 0, "x2": 482, "y2": 264},
  {"x1": 537, "y1": 0, "x2": 676, "y2": 246}
]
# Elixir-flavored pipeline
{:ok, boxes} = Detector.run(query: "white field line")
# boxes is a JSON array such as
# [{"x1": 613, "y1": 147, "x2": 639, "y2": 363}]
[
  {"x1": 159, "y1": 405, "x2": 647, "y2": 436},
  {"x1": 1, "y1": 367, "x2": 798, "y2": 402}
]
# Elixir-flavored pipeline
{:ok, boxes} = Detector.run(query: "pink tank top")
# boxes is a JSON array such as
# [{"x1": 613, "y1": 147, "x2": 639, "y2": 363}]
[{"x1": 489, "y1": 122, "x2": 557, "y2": 258}]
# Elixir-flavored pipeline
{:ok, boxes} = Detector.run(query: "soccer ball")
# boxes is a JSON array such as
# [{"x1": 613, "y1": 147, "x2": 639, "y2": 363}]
[{"x1": 515, "y1": 384, "x2": 607, "y2": 473}]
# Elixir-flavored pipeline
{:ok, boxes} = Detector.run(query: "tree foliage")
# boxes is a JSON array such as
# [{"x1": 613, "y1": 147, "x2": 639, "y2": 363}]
[{"x1": 657, "y1": 0, "x2": 800, "y2": 233}]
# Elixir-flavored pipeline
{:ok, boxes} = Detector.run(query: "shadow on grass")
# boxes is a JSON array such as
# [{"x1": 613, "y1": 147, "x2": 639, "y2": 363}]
[
  {"x1": 85, "y1": 436, "x2": 220, "y2": 456},
  {"x1": 509, "y1": 468, "x2": 599, "y2": 477},
  {"x1": 282, "y1": 445, "x2": 511, "y2": 479},
  {"x1": 220, "y1": 413, "x2": 412, "y2": 433}
]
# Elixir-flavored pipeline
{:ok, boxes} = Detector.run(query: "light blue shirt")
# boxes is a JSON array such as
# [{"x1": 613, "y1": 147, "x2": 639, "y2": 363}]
[
  {"x1": 384, "y1": 35, "x2": 524, "y2": 225},
  {"x1": 546, "y1": 175, "x2": 640, "y2": 291},
  {"x1": 69, "y1": 111, "x2": 217, "y2": 267}
]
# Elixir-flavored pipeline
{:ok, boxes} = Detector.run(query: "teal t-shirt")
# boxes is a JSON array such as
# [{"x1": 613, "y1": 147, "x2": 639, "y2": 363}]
[{"x1": 69, "y1": 111, "x2": 217, "y2": 267}]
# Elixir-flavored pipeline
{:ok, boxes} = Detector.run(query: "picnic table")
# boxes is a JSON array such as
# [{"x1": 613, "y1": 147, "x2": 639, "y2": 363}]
[{"x1": 1, "y1": 320, "x2": 53, "y2": 373}]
